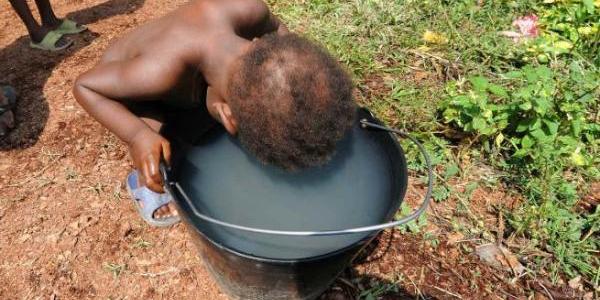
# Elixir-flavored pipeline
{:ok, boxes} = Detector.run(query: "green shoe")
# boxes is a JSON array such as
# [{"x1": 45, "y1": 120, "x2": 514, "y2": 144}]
[
  {"x1": 29, "y1": 31, "x2": 73, "y2": 51},
  {"x1": 55, "y1": 19, "x2": 87, "y2": 35}
]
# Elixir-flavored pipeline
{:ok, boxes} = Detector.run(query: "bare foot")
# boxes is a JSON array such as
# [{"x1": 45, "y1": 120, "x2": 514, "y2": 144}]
[{"x1": 136, "y1": 177, "x2": 179, "y2": 220}]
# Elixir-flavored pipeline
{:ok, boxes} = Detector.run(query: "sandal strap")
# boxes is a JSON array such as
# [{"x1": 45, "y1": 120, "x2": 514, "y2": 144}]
[
  {"x1": 32, "y1": 31, "x2": 66, "y2": 50},
  {"x1": 127, "y1": 171, "x2": 174, "y2": 221}
]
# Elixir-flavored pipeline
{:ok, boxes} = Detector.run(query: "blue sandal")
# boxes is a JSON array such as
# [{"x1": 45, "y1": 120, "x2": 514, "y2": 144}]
[{"x1": 126, "y1": 170, "x2": 180, "y2": 227}]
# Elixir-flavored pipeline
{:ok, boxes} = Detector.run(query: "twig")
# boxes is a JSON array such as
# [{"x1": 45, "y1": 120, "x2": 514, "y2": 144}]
[
  {"x1": 336, "y1": 277, "x2": 358, "y2": 292},
  {"x1": 138, "y1": 267, "x2": 178, "y2": 278},
  {"x1": 430, "y1": 285, "x2": 462, "y2": 299},
  {"x1": 454, "y1": 238, "x2": 484, "y2": 243},
  {"x1": 7, "y1": 154, "x2": 65, "y2": 187},
  {"x1": 496, "y1": 288, "x2": 519, "y2": 299},
  {"x1": 407, "y1": 49, "x2": 458, "y2": 69},
  {"x1": 402, "y1": 273, "x2": 424, "y2": 300},
  {"x1": 496, "y1": 210, "x2": 504, "y2": 246},
  {"x1": 537, "y1": 281, "x2": 555, "y2": 300}
]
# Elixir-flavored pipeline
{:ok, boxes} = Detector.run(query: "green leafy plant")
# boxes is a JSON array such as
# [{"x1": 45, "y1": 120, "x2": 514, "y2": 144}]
[
  {"x1": 439, "y1": 63, "x2": 599, "y2": 281},
  {"x1": 441, "y1": 64, "x2": 599, "y2": 168},
  {"x1": 535, "y1": 0, "x2": 600, "y2": 65}
]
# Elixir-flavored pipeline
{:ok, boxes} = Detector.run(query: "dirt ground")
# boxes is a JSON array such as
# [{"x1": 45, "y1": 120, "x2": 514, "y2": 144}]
[{"x1": 0, "y1": 1, "x2": 582, "y2": 299}]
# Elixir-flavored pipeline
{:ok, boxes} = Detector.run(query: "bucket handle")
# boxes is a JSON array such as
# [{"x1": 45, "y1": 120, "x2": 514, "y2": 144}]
[{"x1": 162, "y1": 119, "x2": 433, "y2": 236}]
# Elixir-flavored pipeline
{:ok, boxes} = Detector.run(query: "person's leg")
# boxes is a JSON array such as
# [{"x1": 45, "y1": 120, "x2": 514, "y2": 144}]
[
  {"x1": 8, "y1": 0, "x2": 70, "y2": 47},
  {"x1": 35, "y1": 0, "x2": 87, "y2": 35},
  {"x1": 34, "y1": 0, "x2": 61, "y2": 29},
  {"x1": 8, "y1": 0, "x2": 44, "y2": 42}
]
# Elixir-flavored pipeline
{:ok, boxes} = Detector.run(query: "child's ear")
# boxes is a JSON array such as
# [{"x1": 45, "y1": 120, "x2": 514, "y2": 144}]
[{"x1": 215, "y1": 103, "x2": 238, "y2": 135}]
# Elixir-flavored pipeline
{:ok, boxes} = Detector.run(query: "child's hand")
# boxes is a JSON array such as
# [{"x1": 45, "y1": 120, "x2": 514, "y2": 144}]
[{"x1": 128, "y1": 128, "x2": 171, "y2": 193}]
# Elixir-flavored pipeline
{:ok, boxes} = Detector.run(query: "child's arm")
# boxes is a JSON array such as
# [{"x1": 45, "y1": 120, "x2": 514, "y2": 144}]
[
  {"x1": 73, "y1": 56, "x2": 185, "y2": 192},
  {"x1": 229, "y1": 0, "x2": 288, "y2": 37}
]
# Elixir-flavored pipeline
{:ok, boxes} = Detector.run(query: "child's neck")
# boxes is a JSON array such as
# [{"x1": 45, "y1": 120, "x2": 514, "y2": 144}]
[{"x1": 200, "y1": 36, "x2": 251, "y2": 99}]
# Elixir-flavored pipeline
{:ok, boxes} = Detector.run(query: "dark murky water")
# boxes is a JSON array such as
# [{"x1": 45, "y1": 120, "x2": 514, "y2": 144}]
[{"x1": 174, "y1": 123, "x2": 405, "y2": 260}]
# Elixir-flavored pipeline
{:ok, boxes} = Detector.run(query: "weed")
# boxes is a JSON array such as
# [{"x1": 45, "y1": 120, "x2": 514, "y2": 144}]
[
  {"x1": 439, "y1": 55, "x2": 599, "y2": 282},
  {"x1": 132, "y1": 238, "x2": 152, "y2": 249},
  {"x1": 104, "y1": 262, "x2": 126, "y2": 279},
  {"x1": 270, "y1": 0, "x2": 599, "y2": 287},
  {"x1": 358, "y1": 277, "x2": 401, "y2": 300},
  {"x1": 527, "y1": 1, "x2": 600, "y2": 65}
]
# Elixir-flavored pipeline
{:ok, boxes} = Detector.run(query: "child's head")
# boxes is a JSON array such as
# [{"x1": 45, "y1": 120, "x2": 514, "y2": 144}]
[{"x1": 221, "y1": 32, "x2": 356, "y2": 171}]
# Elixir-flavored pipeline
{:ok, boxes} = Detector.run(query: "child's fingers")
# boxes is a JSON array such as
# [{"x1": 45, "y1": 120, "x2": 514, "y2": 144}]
[
  {"x1": 142, "y1": 157, "x2": 164, "y2": 193},
  {"x1": 161, "y1": 140, "x2": 171, "y2": 165}
]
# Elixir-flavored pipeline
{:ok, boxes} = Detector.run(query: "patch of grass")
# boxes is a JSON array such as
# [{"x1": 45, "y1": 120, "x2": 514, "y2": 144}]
[
  {"x1": 270, "y1": 0, "x2": 598, "y2": 287},
  {"x1": 358, "y1": 277, "x2": 402, "y2": 300},
  {"x1": 132, "y1": 238, "x2": 152, "y2": 249},
  {"x1": 104, "y1": 262, "x2": 126, "y2": 279}
]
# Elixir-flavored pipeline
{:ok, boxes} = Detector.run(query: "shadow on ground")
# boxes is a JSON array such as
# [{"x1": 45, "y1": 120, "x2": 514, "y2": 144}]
[
  {"x1": 0, "y1": 0, "x2": 145, "y2": 151},
  {"x1": 321, "y1": 231, "x2": 437, "y2": 300}
]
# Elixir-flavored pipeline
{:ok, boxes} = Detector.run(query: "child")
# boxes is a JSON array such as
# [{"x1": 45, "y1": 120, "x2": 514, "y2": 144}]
[{"x1": 73, "y1": 0, "x2": 356, "y2": 227}]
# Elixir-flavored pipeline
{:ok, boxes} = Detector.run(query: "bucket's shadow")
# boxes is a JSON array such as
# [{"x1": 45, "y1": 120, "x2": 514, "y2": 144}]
[
  {"x1": 0, "y1": 0, "x2": 145, "y2": 150},
  {"x1": 321, "y1": 230, "x2": 438, "y2": 300}
]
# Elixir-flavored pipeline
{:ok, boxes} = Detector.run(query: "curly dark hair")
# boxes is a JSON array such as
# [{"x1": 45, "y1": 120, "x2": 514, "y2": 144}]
[{"x1": 227, "y1": 32, "x2": 356, "y2": 171}]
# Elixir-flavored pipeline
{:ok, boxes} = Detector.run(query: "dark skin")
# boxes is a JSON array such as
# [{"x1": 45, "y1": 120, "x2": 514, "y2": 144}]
[
  {"x1": 73, "y1": 0, "x2": 287, "y2": 218},
  {"x1": 9, "y1": 0, "x2": 70, "y2": 46}
]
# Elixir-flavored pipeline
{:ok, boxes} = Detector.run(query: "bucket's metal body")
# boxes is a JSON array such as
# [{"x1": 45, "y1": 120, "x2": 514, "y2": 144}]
[
  {"x1": 163, "y1": 108, "x2": 408, "y2": 300},
  {"x1": 176, "y1": 203, "x2": 373, "y2": 300}
]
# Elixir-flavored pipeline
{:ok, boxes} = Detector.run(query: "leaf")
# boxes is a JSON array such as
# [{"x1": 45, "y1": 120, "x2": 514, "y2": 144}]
[
  {"x1": 495, "y1": 133, "x2": 505, "y2": 147},
  {"x1": 572, "y1": 119, "x2": 582, "y2": 136},
  {"x1": 442, "y1": 108, "x2": 459, "y2": 122},
  {"x1": 530, "y1": 128, "x2": 549, "y2": 142},
  {"x1": 433, "y1": 186, "x2": 450, "y2": 202},
  {"x1": 570, "y1": 150, "x2": 586, "y2": 166},
  {"x1": 530, "y1": 117, "x2": 542, "y2": 130},
  {"x1": 535, "y1": 66, "x2": 553, "y2": 80},
  {"x1": 583, "y1": 0, "x2": 595, "y2": 14},
  {"x1": 465, "y1": 182, "x2": 478, "y2": 195},
  {"x1": 444, "y1": 164, "x2": 460, "y2": 178},
  {"x1": 469, "y1": 76, "x2": 489, "y2": 92},
  {"x1": 503, "y1": 71, "x2": 523, "y2": 79},
  {"x1": 472, "y1": 117, "x2": 487, "y2": 132},
  {"x1": 422, "y1": 30, "x2": 448, "y2": 44},
  {"x1": 519, "y1": 101, "x2": 532, "y2": 111},
  {"x1": 523, "y1": 66, "x2": 539, "y2": 82},
  {"x1": 543, "y1": 119, "x2": 559, "y2": 135},
  {"x1": 513, "y1": 148, "x2": 529, "y2": 158},
  {"x1": 521, "y1": 134, "x2": 534, "y2": 149},
  {"x1": 516, "y1": 119, "x2": 532, "y2": 132},
  {"x1": 488, "y1": 84, "x2": 508, "y2": 99},
  {"x1": 533, "y1": 98, "x2": 551, "y2": 115},
  {"x1": 497, "y1": 119, "x2": 509, "y2": 130}
]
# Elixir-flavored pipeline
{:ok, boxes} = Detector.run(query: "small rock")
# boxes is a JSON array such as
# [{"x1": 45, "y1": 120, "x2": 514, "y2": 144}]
[
  {"x1": 447, "y1": 232, "x2": 465, "y2": 245},
  {"x1": 120, "y1": 222, "x2": 133, "y2": 237},
  {"x1": 475, "y1": 243, "x2": 525, "y2": 275},
  {"x1": 47, "y1": 233, "x2": 61, "y2": 244},
  {"x1": 136, "y1": 259, "x2": 152, "y2": 267},
  {"x1": 568, "y1": 276, "x2": 582, "y2": 291},
  {"x1": 18, "y1": 233, "x2": 32, "y2": 243}
]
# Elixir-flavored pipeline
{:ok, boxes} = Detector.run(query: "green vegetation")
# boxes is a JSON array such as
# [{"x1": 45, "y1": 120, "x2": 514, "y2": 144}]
[{"x1": 270, "y1": 0, "x2": 599, "y2": 287}]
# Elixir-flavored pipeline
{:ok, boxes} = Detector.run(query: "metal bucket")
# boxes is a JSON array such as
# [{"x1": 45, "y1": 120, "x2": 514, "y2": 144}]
[{"x1": 161, "y1": 108, "x2": 432, "y2": 299}]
